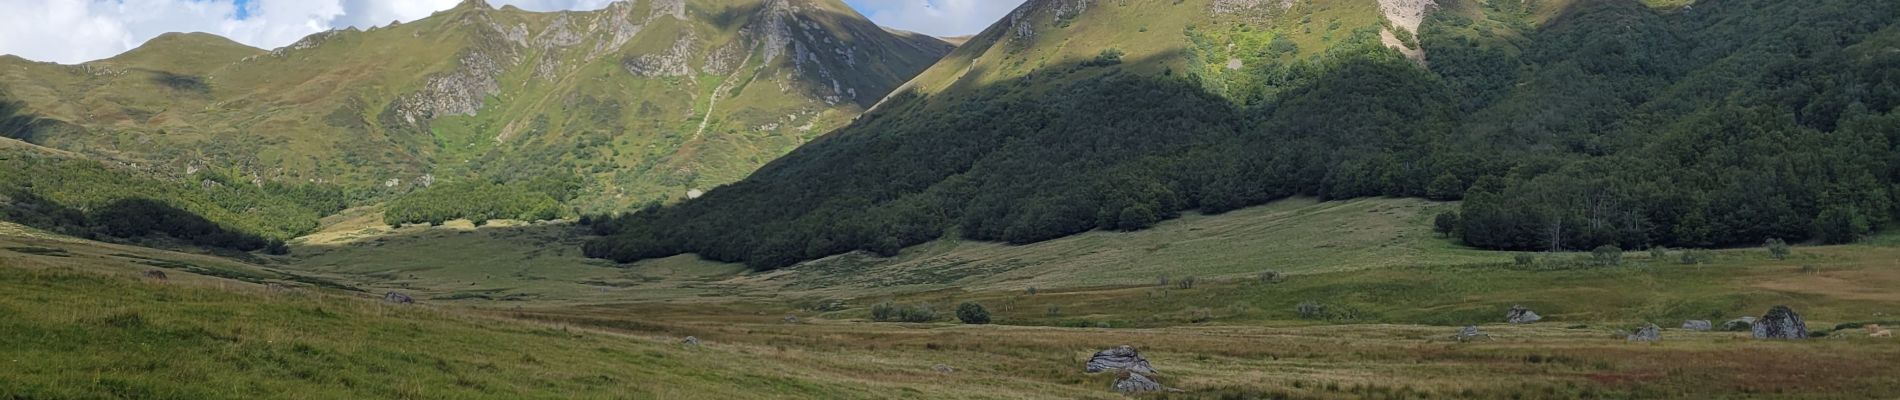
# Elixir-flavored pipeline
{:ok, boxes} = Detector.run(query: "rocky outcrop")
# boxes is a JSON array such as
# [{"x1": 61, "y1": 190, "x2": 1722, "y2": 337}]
[
  {"x1": 1682, "y1": 320, "x2": 1713, "y2": 331},
  {"x1": 1628, "y1": 324, "x2": 1661, "y2": 342},
  {"x1": 1752, "y1": 306, "x2": 1808, "y2": 340},
  {"x1": 625, "y1": 31, "x2": 700, "y2": 77},
  {"x1": 1506, "y1": 305, "x2": 1542, "y2": 324},
  {"x1": 1377, "y1": 0, "x2": 1435, "y2": 61},
  {"x1": 1085, "y1": 345, "x2": 1156, "y2": 374}
]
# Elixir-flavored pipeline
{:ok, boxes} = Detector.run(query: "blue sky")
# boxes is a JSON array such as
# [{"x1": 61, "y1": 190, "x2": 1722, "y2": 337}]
[{"x1": 0, "y1": 0, "x2": 1026, "y2": 64}]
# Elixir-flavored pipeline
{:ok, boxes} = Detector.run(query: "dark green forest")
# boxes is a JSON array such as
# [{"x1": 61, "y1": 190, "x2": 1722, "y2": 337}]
[
  {"x1": 585, "y1": 0, "x2": 1900, "y2": 270},
  {"x1": 381, "y1": 176, "x2": 577, "y2": 227}
]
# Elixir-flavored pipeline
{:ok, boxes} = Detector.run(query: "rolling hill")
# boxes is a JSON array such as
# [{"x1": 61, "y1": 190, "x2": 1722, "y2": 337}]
[
  {"x1": 0, "y1": 0, "x2": 952, "y2": 216},
  {"x1": 586, "y1": 0, "x2": 1900, "y2": 270}
]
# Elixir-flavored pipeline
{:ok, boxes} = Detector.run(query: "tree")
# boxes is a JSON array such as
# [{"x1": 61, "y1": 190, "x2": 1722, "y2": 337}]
[
  {"x1": 956, "y1": 302, "x2": 991, "y2": 324},
  {"x1": 1426, "y1": 173, "x2": 1463, "y2": 201},
  {"x1": 1814, "y1": 207, "x2": 1869, "y2": 244},
  {"x1": 1433, "y1": 211, "x2": 1460, "y2": 237},
  {"x1": 1764, "y1": 238, "x2": 1790, "y2": 260}
]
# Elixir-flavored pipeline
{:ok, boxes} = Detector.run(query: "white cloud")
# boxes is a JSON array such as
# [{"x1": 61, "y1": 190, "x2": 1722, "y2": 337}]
[
  {"x1": 847, "y1": 0, "x2": 1026, "y2": 37},
  {"x1": 0, "y1": 0, "x2": 619, "y2": 65}
]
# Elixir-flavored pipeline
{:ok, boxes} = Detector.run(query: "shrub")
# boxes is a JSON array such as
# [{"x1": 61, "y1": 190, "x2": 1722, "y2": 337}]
[
  {"x1": 1591, "y1": 245, "x2": 1623, "y2": 266},
  {"x1": 1175, "y1": 276, "x2": 1197, "y2": 290},
  {"x1": 1514, "y1": 253, "x2": 1536, "y2": 267},
  {"x1": 956, "y1": 302, "x2": 991, "y2": 324},
  {"x1": 1296, "y1": 301, "x2": 1328, "y2": 320},
  {"x1": 1679, "y1": 249, "x2": 1712, "y2": 265},
  {"x1": 1765, "y1": 238, "x2": 1791, "y2": 260},
  {"x1": 872, "y1": 302, "x2": 937, "y2": 322},
  {"x1": 1648, "y1": 247, "x2": 1668, "y2": 261}
]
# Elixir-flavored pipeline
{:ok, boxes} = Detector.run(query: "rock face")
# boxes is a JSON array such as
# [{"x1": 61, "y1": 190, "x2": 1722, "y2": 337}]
[
  {"x1": 1752, "y1": 306, "x2": 1809, "y2": 340},
  {"x1": 1628, "y1": 324, "x2": 1662, "y2": 342},
  {"x1": 1086, "y1": 346, "x2": 1156, "y2": 374},
  {"x1": 1506, "y1": 305, "x2": 1542, "y2": 324},
  {"x1": 1113, "y1": 371, "x2": 1163, "y2": 393},
  {"x1": 141, "y1": 270, "x2": 169, "y2": 280},
  {"x1": 384, "y1": 292, "x2": 415, "y2": 304},
  {"x1": 1722, "y1": 316, "x2": 1757, "y2": 332},
  {"x1": 1682, "y1": 320, "x2": 1713, "y2": 331}
]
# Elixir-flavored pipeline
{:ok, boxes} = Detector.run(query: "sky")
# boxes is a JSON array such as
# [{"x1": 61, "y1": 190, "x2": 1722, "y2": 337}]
[{"x1": 0, "y1": 0, "x2": 1026, "y2": 65}]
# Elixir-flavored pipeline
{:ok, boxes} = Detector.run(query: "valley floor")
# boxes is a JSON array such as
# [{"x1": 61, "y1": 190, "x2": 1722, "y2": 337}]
[{"x1": 4, "y1": 198, "x2": 1900, "y2": 398}]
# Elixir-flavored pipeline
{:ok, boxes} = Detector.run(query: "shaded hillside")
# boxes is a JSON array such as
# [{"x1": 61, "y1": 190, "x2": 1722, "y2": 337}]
[
  {"x1": 587, "y1": 0, "x2": 1900, "y2": 270},
  {"x1": 0, "y1": 0, "x2": 952, "y2": 216}
]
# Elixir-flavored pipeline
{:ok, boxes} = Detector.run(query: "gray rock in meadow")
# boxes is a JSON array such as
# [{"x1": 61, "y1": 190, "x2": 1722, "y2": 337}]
[
  {"x1": 1721, "y1": 316, "x2": 1757, "y2": 332},
  {"x1": 1453, "y1": 326, "x2": 1490, "y2": 342},
  {"x1": 931, "y1": 364, "x2": 954, "y2": 374},
  {"x1": 682, "y1": 336, "x2": 701, "y2": 346},
  {"x1": 1752, "y1": 306, "x2": 1809, "y2": 340},
  {"x1": 1628, "y1": 324, "x2": 1662, "y2": 342},
  {"x1": 1506, "y1": 305, "x2": 1543, "y2": 324},
  {"x1": 1681, "y1": 320, "x2": 1713, "y2": 331},
  {"x1": 1086, "y1": 345, "x2": 1157, "y2": 374},
  {"x1": 383, "y1": 291, "x2": 415, "y2": 304},
  {"x1": 1113, "y1": 371, "x2": 1164, "y2": 393},
  {"x1": 783, "y1": 315, "x2": 800, "y2": 324}
]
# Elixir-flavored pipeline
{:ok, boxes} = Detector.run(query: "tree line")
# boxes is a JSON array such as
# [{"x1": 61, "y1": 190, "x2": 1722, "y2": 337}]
[{"x1": 572, "y1": 0, "x2": 1899, "y2": 269}]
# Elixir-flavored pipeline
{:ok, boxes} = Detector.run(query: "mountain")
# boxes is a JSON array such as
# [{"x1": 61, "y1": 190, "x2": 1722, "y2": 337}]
[
  {"x1": 585, "y1": 0, "x2": 1900, "y2": 270},
  {"x1": 0, "y1": 0, "x2": 952, "y2": 217}
]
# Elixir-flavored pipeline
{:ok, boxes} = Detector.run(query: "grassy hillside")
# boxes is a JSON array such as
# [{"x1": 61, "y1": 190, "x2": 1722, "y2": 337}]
[
  {"x1": 8, "y1": 202, "x2": 1900, "y2": 398},
  {"x1": 0, "y1": 0, "x2": 952, "y2": 216},
  {"x1": 587, "y1": 0, "x2": 1900, "y2": 270}
]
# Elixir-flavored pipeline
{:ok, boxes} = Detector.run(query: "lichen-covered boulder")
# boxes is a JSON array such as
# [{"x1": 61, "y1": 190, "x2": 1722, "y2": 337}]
[
  {"x1": 383, "y1": 292, "x2": 415, "y2": 304},
  {"x1": 1453, "y1": 326, "x2": 1489, "y2": 342},
  {"x1": 1628, "y1": 324, "x2": 1661, "y2": 342},
  {"x1": 1681, "y1": 320, "x2": 1712, "y2": 331},
  {"x1": 1506, "y1": 305, "x2": 1542, "y2": 324},
  {"x1": 1752, "y1": 306, "x2": 1809, "y2": 340},
  {"x1": 1112, "y1": 371, "x2": 1163, "y2": 393},
  {"x1": 1086, "y1": 346, "x2": 1156, "y2": 374}
]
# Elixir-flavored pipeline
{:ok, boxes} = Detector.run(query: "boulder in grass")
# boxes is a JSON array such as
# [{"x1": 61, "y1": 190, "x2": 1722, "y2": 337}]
[
  {"x1": 1506, "y1": 305, "x2": 1542, "y2": 324},
  {"x1": 682, "y1": 336, "x2": 701, "y2": 346},
  {"x1": 1112, "y1": 371, "x2": 1163, "y2": 393},
  {"x1": 1721, "y1": 317, "x2": 1757, "y2": 332},
  {"x1": 931, "y1": 364, "x2": 955, "y2": 374},
  {"x1": 383, "y1": 292, "x2": 415, "y2": 304},
  {"x1": 1681, "y1": 320, "x2": 1712, "y2": 331},
  {"x1": 1627, "y1": 324, "x2": 1661, "y2": 342},
  {"x1": 1752, "y1": 306, "x2": 1809, "y2": 340},
  {"x1": 1452, "y1": 326, "x2": 1490, "y2": 342},
  {"x1": 1086, "y1": 345, "x2": 1156, "y2": 374}
]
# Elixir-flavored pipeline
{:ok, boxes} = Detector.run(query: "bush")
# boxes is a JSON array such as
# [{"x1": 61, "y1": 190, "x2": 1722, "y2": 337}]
[
  {"x1": 1433, "y1": 211, "x2": 1460, "y2": 237},
  {"x1": 1680, "y1": 249, "x2": 1713, "y2": 265},
  {"x1": 1175, "y1": 276, "x2": 1197, "y2": 289},
  {"x1": 956, "y1": 302, "x2": 991, "y2": 324},
  {"x1": 1765, "y1": 238, "x2": 1791, "y2": 260},
  {"x1": 1514, "y1": 253, "x2": 1536, "y2": 267},
  {"x1": 871, "y1": 302, "x2": 937, "y2": 323},
  {"x1": 1591, "y1": 245, "x2": 1622, "y2": 266},
  {"x1": 1296, "y1": 301, "x2": 1328, "y2": 320},
  {"x1": 1648, "y1": 247, "x2": 1668, "y2": 261}
]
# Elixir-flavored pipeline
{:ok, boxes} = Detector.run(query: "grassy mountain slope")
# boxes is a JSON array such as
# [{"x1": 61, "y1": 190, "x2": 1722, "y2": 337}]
[
  {"x1": 587, "y1": 0, "x2": 1900, "y2": 270},
  {"x1": 0, "y1": 0, "x2": 951, "y2": 215},
  {"x1": 10, "y1": 203, "x2": 1900, "y2": 398}
]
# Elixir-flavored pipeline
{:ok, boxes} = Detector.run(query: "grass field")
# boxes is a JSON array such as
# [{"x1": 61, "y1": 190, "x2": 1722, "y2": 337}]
[{"x1": 6, "y1": 198, "x2": 1900, "y2": 398}]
